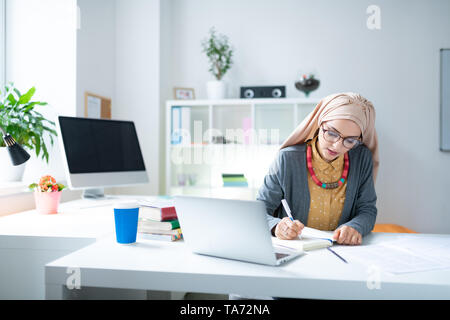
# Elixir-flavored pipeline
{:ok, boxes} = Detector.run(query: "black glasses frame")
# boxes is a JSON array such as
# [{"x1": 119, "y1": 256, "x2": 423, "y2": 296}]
[{"x1": 320, "y1": 126, "x2": 362, "y2": 149}]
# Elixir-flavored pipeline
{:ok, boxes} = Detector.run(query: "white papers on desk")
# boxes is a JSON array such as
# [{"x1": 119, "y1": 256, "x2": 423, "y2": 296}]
[{"x1": 333, "y1": 236, "x2": 450, "y2": 275}]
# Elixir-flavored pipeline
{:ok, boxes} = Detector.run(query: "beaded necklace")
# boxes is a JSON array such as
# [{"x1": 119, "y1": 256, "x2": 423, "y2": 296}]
[{"x1": 306, "y1": 141, "x2": 349, "y2": 189}]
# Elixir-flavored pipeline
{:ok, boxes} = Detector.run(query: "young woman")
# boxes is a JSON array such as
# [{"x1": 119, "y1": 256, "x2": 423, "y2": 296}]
[{"x1": 259, "y1": 92, "x2": 379, "y2": 245}]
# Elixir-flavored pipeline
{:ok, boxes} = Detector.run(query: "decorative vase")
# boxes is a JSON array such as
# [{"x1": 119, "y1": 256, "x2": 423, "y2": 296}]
[
  {"x1": 206, "y1": 80, "x2": 227, "y2": 100},
  {"x1": 34, "y1": 191, "x2": 62, "y2": 214},
  {"x1": 295, "y1": 75, "x2": 320, "y2": 98},
  {"x1": 0, "y1": 147, "x2": 27, "y2": 182}
]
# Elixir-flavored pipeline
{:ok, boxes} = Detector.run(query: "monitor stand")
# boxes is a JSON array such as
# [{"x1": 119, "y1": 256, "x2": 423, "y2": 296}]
[
  {"x1": 82, "y1": 188, "x2": 108, "y2": 200},
  {"x1": 74, "y1": 188, "x2": 128, "y2": 209}
]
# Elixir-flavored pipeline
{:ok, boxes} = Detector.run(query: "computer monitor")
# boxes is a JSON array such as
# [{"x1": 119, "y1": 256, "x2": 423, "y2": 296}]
[{"x1": 56, "y1": 116, "x2": 149, "y2": 199}]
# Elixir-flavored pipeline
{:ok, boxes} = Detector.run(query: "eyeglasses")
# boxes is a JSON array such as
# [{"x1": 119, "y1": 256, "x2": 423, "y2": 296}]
[{"x1": 321, "y1": 126, "x2": 362, "y2": 149}]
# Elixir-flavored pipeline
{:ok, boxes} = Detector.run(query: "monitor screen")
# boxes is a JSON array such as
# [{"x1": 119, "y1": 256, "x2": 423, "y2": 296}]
[{"x1": 58, "y1": 116, "x2": 146, "y2": 174}]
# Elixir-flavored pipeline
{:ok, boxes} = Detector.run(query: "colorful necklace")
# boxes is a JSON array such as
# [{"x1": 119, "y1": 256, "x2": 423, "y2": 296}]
[{"x1": 306, "y1": 143, "x2": 349, "y2": 189}]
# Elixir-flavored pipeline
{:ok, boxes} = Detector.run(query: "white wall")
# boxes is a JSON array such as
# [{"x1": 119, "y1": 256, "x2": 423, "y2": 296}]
[
  {"x1": 159, "y1": 0, "x2": 173, "y2": 195},
  {"x1": 164, "y1": 0, "x2": 450, "y2": 233},
  {"x1": 4, "y1": 0, "x2": 81, "y2": 214},
  {"x1": 113, "y1": 0, "x2": 160, "y2": 196},
  {"x1": 76, "y1": 0, "x2": 116, "y2": 117},
  {"x1": 6, "y1": 0, "x2": 77, "y2": 185},
  {"x1": 0, "y1": 0, "x2": 5, "y2": 87},
  {"x1": 75, "y1": 0, "x2": 162, "y2": 196}
]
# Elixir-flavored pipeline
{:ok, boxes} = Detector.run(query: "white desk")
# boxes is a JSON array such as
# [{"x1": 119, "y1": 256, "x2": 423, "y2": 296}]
[
  {"x1": 0, "y1": 195, "x2": 157, "y2": 299},
  {"x1": 45, "y1": 232, "x2": 450, "y2": 300}
]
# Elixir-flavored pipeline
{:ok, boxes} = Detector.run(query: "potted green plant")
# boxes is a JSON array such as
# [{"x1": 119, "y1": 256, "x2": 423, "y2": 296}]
[
  {"x1": 0, "y1": 83, "x2": 57, "y2": 182},
  {"x1": 201, "y1": 27, "x2": 233, "y2": 100}
]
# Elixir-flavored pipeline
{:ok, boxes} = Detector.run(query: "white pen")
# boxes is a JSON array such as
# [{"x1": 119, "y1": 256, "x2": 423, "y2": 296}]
[
  {"x1": 281, "y1": 199, "x2": 294, "y2": 221},
  {"x1": 281, "y1": 199, "x2": 302, "y2": 239}
]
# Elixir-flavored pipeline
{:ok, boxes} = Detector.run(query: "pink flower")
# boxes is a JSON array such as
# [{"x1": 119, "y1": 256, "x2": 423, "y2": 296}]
[
  {"x1": 39, "y1": 175, "x2": 56, "y2": 186},
  {"x1": 31, "y1": 175, "x2": 65, "y2": 193}
]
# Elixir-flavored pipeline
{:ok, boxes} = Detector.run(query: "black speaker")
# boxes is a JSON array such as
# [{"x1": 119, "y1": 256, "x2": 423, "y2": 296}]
[{"x1": 240, "y1": 86, "x2": 286, "y2": 99}]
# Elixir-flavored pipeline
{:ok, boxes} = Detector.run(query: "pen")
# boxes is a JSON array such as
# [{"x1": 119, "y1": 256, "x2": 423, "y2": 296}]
[
  {"x1": 281, "y1": 199, "x2": 302, "y2": 239},
  {"x1": 281, "y1": 199, "x2": 294, "y2": 221},
  {"x1": 327, "y1": 247, "x2": 348, "y2": 264}
]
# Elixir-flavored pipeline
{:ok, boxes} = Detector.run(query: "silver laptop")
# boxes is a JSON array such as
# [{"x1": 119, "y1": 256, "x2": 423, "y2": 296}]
[{"x1": 173, "y1": 195, "x2": 303, "y2": 266}]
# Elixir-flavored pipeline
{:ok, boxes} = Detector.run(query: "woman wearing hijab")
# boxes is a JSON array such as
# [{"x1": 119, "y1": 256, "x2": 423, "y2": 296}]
[{"x1": 259, "y1": 92, "x2": 378, "y2": 245}]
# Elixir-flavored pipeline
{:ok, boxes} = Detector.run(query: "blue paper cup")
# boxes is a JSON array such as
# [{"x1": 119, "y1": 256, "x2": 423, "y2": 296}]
[{"x1": 114, "y1": 202, "x2": 140, "y2": 244}]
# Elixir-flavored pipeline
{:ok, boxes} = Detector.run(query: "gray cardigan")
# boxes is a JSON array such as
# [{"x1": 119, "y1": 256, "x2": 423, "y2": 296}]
[{"x1": 257, "y1": 143, "x2": 377, "y2": 237}]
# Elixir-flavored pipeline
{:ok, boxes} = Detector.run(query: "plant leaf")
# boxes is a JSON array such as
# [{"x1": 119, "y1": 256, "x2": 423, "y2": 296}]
[
  {"x1": 28, "y1": 183, "x2": 38, "y2": 191},
  {"x1": 18, "y1": 87, "x2": 36, "y2": 104},
  {"x1": 0, "y1": 84, "x2": 55, "y2": 164},
  {"x1": 7, "y1": 93, "x2": 16, "y2": 105}
]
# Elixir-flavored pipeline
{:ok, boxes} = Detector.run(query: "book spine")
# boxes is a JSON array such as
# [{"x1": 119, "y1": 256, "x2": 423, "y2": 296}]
[
  {"x1": 138, "y1": 227, "x2": 182, "y2": 236},
  {"x1": 222, "y1": 174, "x2": 245, "y2": 178},
  {"x1": 222, "y1": 177, "x2": 248, "y2": 182},
  {"x1": 181, "y1": 107, "x2": 191, "y2": 145},
  {"x1": 160, "y1": 207, "x2": 178, "y2": 221},
  {"x1": 171, "y1": 106, "x2": 182, "y2": 144},
  {"x1": 139, "y1": 232, "x2": 183, "y2": 242},
  {"x1": 223, "y1": 181, "x2": 248, "y2": 187},
  {"x1": 138, "y1": 219, "x2": 180, "y2": 230},
  {"x1": 169, "y1": 219, "x2": 180, "y2": 229}
]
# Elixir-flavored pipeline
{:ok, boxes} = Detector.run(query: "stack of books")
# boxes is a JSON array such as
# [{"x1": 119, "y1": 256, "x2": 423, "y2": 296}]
[
  {"x1": 222, "y1": 173, "x2": 248, "y2": 187},
  {"x1": 137, "y1": 198, "x2": 182, "y2": 242}
]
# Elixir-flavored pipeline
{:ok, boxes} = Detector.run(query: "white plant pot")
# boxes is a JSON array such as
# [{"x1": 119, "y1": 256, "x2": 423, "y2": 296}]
[
  {"x1": 0, "y1": 147, "x2": 27, "y2": 182},
  {"x1": 206, "y1": 80, "x2": 227, "y2": 100}
]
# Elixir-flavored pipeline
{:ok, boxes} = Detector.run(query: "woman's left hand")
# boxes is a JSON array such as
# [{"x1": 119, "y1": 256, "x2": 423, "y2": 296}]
[{"x1": 333, "y1": 226, "x2": 362, "y2": 245}]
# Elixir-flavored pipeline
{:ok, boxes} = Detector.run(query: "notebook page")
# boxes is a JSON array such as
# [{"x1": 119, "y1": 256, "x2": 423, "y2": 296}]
[
  {"x1": 271, "y1": 227, "x2": 335, "y2": 252},
  {"x1": 301, "y1": 227, "x2": 335, "y2": 242},
  {"x1": 272, "y1": 237, "x2": 332, "y2": 252}
]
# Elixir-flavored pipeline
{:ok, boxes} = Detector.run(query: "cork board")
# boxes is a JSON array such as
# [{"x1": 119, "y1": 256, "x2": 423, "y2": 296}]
[{"x1": 84, "y1": 92, "x2": 112, "y2": 119}]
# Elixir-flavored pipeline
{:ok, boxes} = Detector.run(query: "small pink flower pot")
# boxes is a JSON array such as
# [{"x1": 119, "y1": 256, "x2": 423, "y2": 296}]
[{"x1": 34, "y1": 191, "x2": 62, "y2": 214}]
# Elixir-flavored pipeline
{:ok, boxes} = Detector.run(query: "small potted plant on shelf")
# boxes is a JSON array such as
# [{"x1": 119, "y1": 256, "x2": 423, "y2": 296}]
[
  {"x1": 201, "y1": 27, "x2": 233, "y2": 100},
  {"x1": 0, "y1": 83, "x2": 57, "y2": 182},
  {"x1": 29, "y1": 175, "x2": 66, "y2": 214}
]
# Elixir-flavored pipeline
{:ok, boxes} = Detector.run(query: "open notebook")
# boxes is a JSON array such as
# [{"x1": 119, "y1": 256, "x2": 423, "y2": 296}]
[{"x1": 272, "y1": 227, "x2": 335, "y2": 251}]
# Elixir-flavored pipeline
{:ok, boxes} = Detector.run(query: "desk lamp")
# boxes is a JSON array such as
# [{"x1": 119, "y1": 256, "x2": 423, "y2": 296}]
[{"x1": 0, "y1": 124, "x2": 31, "y2": 166}]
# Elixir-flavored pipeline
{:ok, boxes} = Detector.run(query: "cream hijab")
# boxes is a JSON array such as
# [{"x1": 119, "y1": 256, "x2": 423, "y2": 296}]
[{"x1": 280, "y1": 92, "x2": 379, "y2": 183}]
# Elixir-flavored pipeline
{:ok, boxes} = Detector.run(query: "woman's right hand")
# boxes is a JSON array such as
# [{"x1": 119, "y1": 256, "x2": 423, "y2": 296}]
[{"x1": 275, "y1": 217, "x2": 304, "y2": 240}]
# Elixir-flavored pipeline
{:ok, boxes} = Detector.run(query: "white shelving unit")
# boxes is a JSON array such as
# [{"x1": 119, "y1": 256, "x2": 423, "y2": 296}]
[{"x1": 165, "y1": 98, "x2": 319, "y2": 200}]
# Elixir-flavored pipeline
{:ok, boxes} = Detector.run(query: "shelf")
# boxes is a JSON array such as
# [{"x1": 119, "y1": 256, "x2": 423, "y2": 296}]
[
  {"x1": 166, "y1": 97, "x2": 319, "y2": 198},
  {"x1": 169, "y1": 143, "x2": 281, "y2": 150},
  {"x1": 168, "y1": 144, "x2": 279, "y2": 169},
  {"x1": 170, "y1": 185, "x2": 259, "y2": 191},
  {"x1": 255, "y1": 104, "x2": 294, "y2": 143},
  {"x1": 0, "y1": 182, "x2": 28, "y2": 196},
  {"x1": 166, "y1": 97, "x2": 319, "y2": 106},
  {"x1": 169, "y1": 185, "x2": 259, "y2": 200}
]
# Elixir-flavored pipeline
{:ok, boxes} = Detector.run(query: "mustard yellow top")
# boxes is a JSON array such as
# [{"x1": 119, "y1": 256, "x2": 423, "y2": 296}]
[{"x1": 306, "y1": 136, "x2": 347, "y2": 231}]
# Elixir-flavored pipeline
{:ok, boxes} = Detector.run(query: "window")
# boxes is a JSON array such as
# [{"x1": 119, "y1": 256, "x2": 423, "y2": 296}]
[{"x1": 0, "y1": 0, "x2": 5, "y2": 87}]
